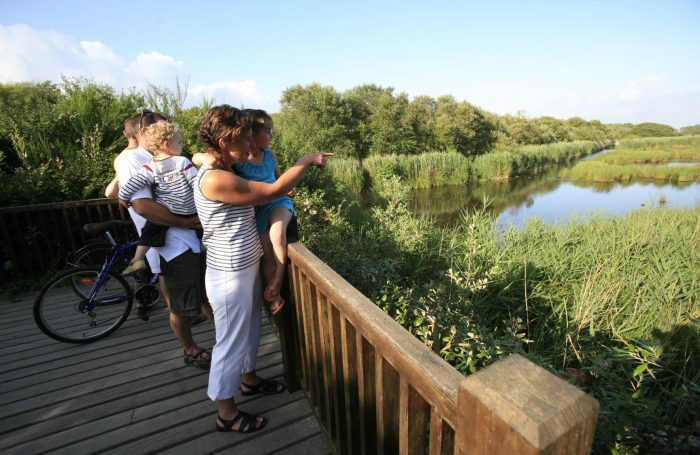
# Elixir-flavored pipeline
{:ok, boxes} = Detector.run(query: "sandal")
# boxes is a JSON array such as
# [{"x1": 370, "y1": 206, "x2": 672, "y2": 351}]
[
  {"x1": 240, "y1": 377, "x2": 286, "y2": 396},
  {"x1": 183, "y1": 348, "x2": 211, "y2": 370},
  {"x1": 216, "y1": 411, "x2": 267, "y2": 433}
]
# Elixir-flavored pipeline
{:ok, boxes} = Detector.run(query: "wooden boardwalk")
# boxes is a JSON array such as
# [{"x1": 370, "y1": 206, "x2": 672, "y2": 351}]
[{"x1": 0, "y1": 293, "x2": 330, "y2": 454}]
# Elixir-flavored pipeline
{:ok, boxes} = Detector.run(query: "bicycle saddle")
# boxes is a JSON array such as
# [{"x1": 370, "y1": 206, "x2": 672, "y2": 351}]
[{"x1": 83, "y1": 220, "x2": 133, "y2": 236}]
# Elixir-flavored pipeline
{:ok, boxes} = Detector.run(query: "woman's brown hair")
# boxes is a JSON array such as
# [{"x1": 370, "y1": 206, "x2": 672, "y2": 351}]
[{"x1": 198, "y1": 105, "x2": 253, "y2": 160}]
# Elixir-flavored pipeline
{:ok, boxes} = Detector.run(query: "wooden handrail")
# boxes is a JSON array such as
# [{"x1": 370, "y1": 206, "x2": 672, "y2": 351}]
[
  {"x1": 0, "y1": 198, "x2": 130, "y2": 281},
  {"x1": 283, "y1": 243, "x2": 598, "y2": 454}
]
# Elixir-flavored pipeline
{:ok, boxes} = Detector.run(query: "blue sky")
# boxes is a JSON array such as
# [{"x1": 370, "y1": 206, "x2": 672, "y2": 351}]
[{"x1": 1, "y1": 0, "x2": 699, "y2": 128}]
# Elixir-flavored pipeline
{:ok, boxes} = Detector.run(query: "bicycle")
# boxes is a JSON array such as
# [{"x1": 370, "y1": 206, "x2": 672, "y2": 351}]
[{"x1": 33, "y1": 220, "x2": 162, "y2": 343}]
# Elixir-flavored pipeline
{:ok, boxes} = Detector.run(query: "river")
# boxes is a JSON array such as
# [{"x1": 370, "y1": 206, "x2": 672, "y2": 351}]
[{"x1": 410, "y1": 170, "x2": 700, "y2": 227}]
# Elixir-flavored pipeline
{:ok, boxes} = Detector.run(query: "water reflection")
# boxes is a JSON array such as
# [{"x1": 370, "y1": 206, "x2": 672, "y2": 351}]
[
  {"x1": 580, "y1": 148, "x2": 615, "y2": 161},
  {"x1": 665, "y1": 161, "x2": 700, "y2": 167},
  {"x1": 410, "y1": 173, "x2": 700, "y2": 227}
]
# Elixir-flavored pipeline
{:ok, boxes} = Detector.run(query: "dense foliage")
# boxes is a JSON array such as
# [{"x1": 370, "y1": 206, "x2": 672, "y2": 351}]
[
  {"x1": 295, "y1": 180, "x2": 700, "y2": 454},
  {"x1": 1, "y1": 79, "x2": 689, "y2": 207},
  {"x1": 680, "y1": 124, "x2": 700, "y2": 135},
  {"x1": 608, "y1": 122, "x2": 682, "y2": 139},
  {"x1": 0, "y1": 79, "x2": 143, "y2": 204},
  {"x1": 0, "y1": 79, "x2": 213, "y2": 206}
]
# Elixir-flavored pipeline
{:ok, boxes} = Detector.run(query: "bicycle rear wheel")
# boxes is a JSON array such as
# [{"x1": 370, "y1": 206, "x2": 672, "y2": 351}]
[{"x1": 34, "y1": 267, "x2": 133, "y2": 343}]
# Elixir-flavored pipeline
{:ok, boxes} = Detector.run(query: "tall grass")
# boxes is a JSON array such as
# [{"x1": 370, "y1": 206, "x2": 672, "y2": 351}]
[
  {"x1": 471, "y1": 140, "x2": 604, "y2": 181},
  {"x1": 616, "y1": 135, "x2": 700, "y2": 151},
  {"x1": 563, "y1": 135, "x2": 700, "y2": 182},
  {"x1": 298, "y1": 179, "x2": 700, "y2": 452},
  {"x1": 326, "y1": 157, "x2": 365, "y2": 194},
  {"x1": 329, "y1": 140, "x2": 608, "y2": 193},
  {"x1": 363, "y1": 152, "x2": 473, "y2": 189},
  {"x1": 561, "y1": 161, "x2": 700, "y2": 182}
]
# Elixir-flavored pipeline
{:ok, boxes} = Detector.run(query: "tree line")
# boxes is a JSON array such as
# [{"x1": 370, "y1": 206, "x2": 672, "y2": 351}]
[{"x1": 0, "y1": 78, "x2": 694, "y2": 206}]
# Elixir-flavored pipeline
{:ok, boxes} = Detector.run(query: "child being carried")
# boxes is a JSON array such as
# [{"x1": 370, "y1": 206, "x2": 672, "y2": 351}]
[{"x1": 118, "y1": 121, "x2": 198, "y2": 276}]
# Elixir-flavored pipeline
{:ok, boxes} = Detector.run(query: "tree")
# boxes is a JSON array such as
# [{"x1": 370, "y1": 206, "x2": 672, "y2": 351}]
[
  {"x1": 363, "y1": 91, "x2": 418, "y2": 156},
  {"x1": 566, "y1": 117, "x2": 612, "y2": 142},
  {"x1": 273, "y1": 84, "x2": 357, "y2": 166},
  {"x1": 679, "y1": 124, "x2": 700, "y2": 135},
  {"x1": 628, "y1": 122, "x2": 677, "y2": 138},
  {"x1": 404, "y1": 95, "x2": 438, "y2": 154},
  {"x1": 434, "y1": 96, "x2": 497, "y2": 157},
  {"x1": 343, "y1": 84, "x2": 394, "y2": 157}
]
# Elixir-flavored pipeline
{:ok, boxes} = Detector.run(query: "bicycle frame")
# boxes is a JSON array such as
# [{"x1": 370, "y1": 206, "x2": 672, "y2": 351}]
[{"x1": 83, "y1": 230, "x2": 158, "y2": 311}]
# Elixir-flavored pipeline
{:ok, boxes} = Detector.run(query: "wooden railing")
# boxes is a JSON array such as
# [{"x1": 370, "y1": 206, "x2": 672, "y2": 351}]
[
  {"x1": 0, "y1": 199, "x2": 131, "y2": 281},
  {"x1": 3, "y1": 199, "x2": 599, "y2": 453},
  {"x1": 284, "y1": 243, "x2": 599, "y2": 454}
]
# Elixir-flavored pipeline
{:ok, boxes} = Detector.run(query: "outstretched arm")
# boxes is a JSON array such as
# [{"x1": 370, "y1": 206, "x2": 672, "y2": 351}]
[{"x1": 201, "y1": 152, "x2": 332, "y2": 206}]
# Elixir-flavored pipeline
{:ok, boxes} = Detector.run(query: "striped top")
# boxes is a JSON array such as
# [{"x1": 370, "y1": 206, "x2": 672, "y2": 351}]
[
  {"x1": 118, "y1": 156, "x2": 196, "y2": 215},
  {"x1": 193, "y1": 167, "x2": 263, "y2": 271}
]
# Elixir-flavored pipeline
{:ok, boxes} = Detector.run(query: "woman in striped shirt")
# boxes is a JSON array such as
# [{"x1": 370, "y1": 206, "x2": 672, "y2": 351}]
[{"x1": 194, "y1": 105, "x2": 331, "y2": 433}]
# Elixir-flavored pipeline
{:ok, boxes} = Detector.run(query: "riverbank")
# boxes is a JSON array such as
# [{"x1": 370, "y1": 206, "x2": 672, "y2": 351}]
[{"x1": 562, "y1": 136, "x2": 700, "y2": 183}]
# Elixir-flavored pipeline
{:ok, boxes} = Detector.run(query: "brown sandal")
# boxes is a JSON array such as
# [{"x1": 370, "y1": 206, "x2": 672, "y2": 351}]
[
  {"x1": 240, "y1": 377, "x2": 286, "y2": 395},
  {"x1": 216, "y1": 411, "x2": 267, "y2": 433},
  {"x1": 183, "y1": 348, "x2": 211, "y2": 370}
]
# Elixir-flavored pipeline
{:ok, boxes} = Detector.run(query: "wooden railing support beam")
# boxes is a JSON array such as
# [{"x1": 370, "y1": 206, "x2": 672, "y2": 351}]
[{"x1": 454, "y1": 354, "x2": 599, "y2": 455}]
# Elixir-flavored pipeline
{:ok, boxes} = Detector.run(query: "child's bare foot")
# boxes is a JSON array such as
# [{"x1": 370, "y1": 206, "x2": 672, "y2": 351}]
[
  {"x1": 268, "y1": 296, "x2": 285, "y2": 315},
  {"x1": 264, "y1": 276, "x2": 284, "y2": 302}
]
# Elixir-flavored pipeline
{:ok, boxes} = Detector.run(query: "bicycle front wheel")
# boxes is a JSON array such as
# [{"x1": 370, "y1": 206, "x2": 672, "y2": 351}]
[{"x1": 34, "y1": 267, "x2": 133, "y2": 343}]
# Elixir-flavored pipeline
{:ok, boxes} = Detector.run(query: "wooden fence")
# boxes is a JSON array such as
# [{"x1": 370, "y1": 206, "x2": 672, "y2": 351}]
[
  {"x1": 284, "y1": 243, "x2": 599, "y2": 454},
  {"x1": 0, "y1": 199, "x2": 131, "y2": 283}
]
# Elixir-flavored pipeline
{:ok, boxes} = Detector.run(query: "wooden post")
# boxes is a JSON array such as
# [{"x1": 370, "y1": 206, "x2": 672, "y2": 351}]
[
  {"x1": 454, "y1": 354, "x2": 599, "y2": 455},
  {"x1": 273, "y1": 217, "x2": 302, "y2": 391}
]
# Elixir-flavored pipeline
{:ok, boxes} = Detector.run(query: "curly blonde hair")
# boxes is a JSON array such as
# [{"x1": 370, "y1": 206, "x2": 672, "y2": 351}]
[{"x1": 145, "y1": 121, "x2": 179, "y2": 151}]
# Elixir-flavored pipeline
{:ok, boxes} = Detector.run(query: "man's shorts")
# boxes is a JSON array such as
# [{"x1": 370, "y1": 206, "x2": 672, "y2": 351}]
[{"x1": 159, "y1": 249, "x2": 203, "y2": 318}]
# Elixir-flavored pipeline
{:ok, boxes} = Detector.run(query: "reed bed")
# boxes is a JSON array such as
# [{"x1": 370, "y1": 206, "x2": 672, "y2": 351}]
[
  {"x1": 616, "y1": 135, "x2": 700, "y2": 151},
  {"x1": 462, "y1": 206, "x2": 699, "y2": 452},
  {"x1": 331, "y1": 140, "x2": 608, "y2": 192},
  {"x1": 564, "y1": 136, "x2": 700, "y2": 182},
  {"x1": 362, "y1": 151, "x2": 473, "y2": 189},
  {"x1": 471, "y1": 140, "x2": 604, "y2": 181},
  {"x1": 434, "y1": 205, "x2": 699, "y2": 451},
  {"x1": 326, "y1": 157, "x2": 365, "y2": 194},
  {"x1": 597, "y1": 148, "x2": 700, "y2": 165},
  {"x1": 561, "y1": 161, "x2": 700, "y2": 182},
  {"x1": 597, "y1": 137, "x2": 700, "y2": 165}
]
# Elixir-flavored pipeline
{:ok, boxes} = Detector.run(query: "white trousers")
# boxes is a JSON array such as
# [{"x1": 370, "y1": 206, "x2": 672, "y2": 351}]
[{"x1": 206, "y1": 261, "x2": 262, "y2": 401}]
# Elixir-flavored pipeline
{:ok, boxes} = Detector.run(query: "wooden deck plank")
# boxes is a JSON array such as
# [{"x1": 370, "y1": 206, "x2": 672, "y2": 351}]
[
  {"x1": 0, "y1": 293, "x2": 329, "y2": 454},
  {"x1": 266, "y1": 432, "x2": 333, "y2": 454},
  {"x1": 96, "y1": 392, "x2": 302, "y2": 454}
]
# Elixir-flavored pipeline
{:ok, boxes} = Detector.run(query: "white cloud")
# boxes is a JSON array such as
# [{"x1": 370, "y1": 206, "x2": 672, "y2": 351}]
[
  {"x1": 0, "y1": 24, "x2": 268, "y2": 109},
  {"x1": 506, "y1": 74, "x2": 698, "y2": 127},
  {"x1": 124, "y1": 51, "x2": 185, "y2": 88},
  {"x1": 188, "y1": 80, "x2": 269, "y2": 109}
]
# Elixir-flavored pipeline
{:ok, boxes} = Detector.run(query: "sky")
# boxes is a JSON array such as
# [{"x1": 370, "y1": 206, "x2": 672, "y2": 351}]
[{"x1": 1, "y1": 0, "x2": 699, "y2": 128}]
